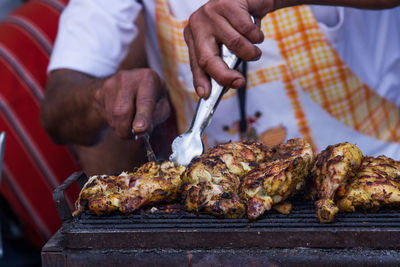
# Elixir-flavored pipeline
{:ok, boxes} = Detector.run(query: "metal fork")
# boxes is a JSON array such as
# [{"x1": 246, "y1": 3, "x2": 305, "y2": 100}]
[{"x1": 169, "y1": 43, "x2": 242, "y2": 166}]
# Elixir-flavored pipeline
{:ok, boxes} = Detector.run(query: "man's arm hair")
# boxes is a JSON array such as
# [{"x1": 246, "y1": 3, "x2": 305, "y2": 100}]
[{"x1": 40, "y1": 69, "x2": 107, "y2": 145}]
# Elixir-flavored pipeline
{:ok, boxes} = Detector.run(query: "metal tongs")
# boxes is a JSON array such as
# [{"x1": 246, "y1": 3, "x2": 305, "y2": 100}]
[{"x1": 169, "y1": 34, "x2": 247, "y2": 166}]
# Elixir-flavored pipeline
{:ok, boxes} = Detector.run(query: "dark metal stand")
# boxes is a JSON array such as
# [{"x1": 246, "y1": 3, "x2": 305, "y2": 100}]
[{"x1": 42, "y1": 231, "x2": 400, "y2": 267}]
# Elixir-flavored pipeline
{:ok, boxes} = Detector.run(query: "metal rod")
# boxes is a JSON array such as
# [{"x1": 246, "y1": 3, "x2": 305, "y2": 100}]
[{"x1": 0, "y1": 132, "x2": 6, "y2": 259}]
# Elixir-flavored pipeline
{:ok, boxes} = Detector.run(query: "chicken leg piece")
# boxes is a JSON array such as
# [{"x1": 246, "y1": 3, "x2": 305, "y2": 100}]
[
  {"x1": 181, "y1": 141, "x2": 271, "y2": 218},
  {"x1": 240, "y1": 138, "x2": 314, "y2": 220},
  {"x1": 337, "y1": 156, "x2": 400, "y2": 212},
  {"x1": 74, "y1": 161, "x2": 186, "y2": 215},
  {"x1": 310, "y1": 142, "x2": 363, "y2": 223},
  {"x1": 73, "y1": 172, "x2": 130, "y2": 216}
]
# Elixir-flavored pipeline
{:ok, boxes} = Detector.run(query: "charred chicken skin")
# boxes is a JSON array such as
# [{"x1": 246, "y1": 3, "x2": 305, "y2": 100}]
[
  {"x1": 310, "y1": 142, "x2": 363, "y2": 223},
  {"x1": 181, "y1": 141, "x2": 271, "y2": 218},
  {"x1": 240, "y1": 138, "x2": 314, "y2": 220},
  {"x1": 74, "y1": 161, "x2": 186, "y2": 215},
  {"x1": 337, "y1": 156, "x2": 400, "y2": 212}
]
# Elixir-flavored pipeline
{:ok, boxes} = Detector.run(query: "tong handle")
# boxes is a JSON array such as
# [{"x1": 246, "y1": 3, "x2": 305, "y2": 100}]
[
  {"x1": 187, "y1": 45, "x2": 241, "y2": 136},
  {"x1": 187, "y1": 16, "x2": 255, "y2": 137}
]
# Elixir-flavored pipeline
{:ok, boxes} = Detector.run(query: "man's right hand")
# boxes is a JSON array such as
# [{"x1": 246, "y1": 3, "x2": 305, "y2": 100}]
[{"x1": 94, "y1": 69, "x2": 170, "y2": 139}]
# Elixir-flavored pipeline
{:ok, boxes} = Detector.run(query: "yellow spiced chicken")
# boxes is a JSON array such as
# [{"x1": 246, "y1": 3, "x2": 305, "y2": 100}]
[
  {"x1": 337, "y1": 156, "x2": 400, "y2": 212},
  {"x1": 240, "y1": 138, "x2": 314, "y2": 220},
  {"x1": 310, "y1": 142, "x2": 363, "y2": 223},
  {"x1": 181, "y1": 141, "x2": 271, "y2": 218},
  {"x1": 73, "y1": 161, "x2": 186, "y2": 215}
]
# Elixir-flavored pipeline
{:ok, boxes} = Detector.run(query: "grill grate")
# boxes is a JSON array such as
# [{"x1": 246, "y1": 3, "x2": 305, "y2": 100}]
[
  {"x1": 71, "y1": 193, "x2": 400, "y2": 228},
  {"x1": 62, "y1": 198, "x2": 400, "y2": 250},
  {"x1": 56, "y1": 173, "x2": 400, "y2": 250},
  {"x1": 73, "y1": 202, "x2": 400, "y2": 229}
]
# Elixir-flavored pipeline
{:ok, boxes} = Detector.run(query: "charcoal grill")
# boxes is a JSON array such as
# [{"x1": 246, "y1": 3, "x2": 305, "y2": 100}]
[{"x1": 42, "y1": 171, "x2": 400, "y2": 266}]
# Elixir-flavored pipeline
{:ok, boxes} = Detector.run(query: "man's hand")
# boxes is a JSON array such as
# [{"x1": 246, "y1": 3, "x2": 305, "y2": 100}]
[
  {"x1": 94, "y1": 69, "x2": 170, "y2": 139},
  {"x1": 184, "y1": 0, "x2": 275, "y2": 98},
  {"x1": 41, "y1": 68, "x2": 170, "y2": 145}
]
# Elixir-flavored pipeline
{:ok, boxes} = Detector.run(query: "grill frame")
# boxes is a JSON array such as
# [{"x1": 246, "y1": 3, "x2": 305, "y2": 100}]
[
  {"x1": 42, "y1": 230, "x2": 400, "y2": 267},
  {"x1": 55, "y1": 172, "x2": 400, "y2": 250}
]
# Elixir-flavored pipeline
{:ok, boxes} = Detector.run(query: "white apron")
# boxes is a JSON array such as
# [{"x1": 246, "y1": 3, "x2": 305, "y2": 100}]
[{"x1": 155, "y1": 0, "x2": 400, "y2": 159}]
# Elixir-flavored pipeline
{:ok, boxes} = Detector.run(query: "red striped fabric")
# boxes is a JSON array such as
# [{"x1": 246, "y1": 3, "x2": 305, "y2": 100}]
[{"x1": 0, "y1": 0, "x2": 80, "y2": 247}]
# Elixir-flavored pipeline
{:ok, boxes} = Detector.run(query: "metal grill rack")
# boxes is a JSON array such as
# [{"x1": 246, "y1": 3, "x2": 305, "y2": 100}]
[{"x1": 55, "y1": 172, "x2": 400, "y2": 250}]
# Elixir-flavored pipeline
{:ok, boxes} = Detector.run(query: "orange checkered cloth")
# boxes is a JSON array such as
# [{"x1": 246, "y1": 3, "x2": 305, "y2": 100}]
[{"x1": 265, "y1": 6, "x2": 400, "y2": 145}]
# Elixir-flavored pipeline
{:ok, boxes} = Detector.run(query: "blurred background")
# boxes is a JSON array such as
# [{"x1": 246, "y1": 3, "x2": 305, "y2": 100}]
[
  {"x1": 0, "y1": 0, "x2": 22, "y2": 20},
  {"x1": 0, "y1": 0, "x2": 23, "y2": 20},
  {"x1": 0, "y1": 0, "x2": 80, "y2": 266}
]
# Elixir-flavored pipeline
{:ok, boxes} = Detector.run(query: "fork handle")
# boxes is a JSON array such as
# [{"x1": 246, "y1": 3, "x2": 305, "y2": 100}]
[{"x1": 188, "y1": 44, "x2": 241, "y2": 136}]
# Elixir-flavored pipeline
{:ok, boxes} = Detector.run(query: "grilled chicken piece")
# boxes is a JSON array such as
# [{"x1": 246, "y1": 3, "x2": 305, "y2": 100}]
[
  {"x1": 74, "y1": 161, "x2": 185, "y2": 215},
  {"x1": 273, "y1": 202, "x2": 293, "y2": 214},
  {"x1": 240, "y1": 138, "x2": 314, "y2": 220},
  {"x1": 73, "y1": 173, "x2": 130, "y2": 216},
  {"x1": 337, "y1": 156, "x2": 400, "y2": 212},
  {"x1": 181, "y1": 141, "x2": 271, "y2": 218},
  {"x1": 119, "y1": 161, "x2": 186, "y2": 213},
  {"x1": 310, "y1": 142, "x2": 363, "y2": 223}
]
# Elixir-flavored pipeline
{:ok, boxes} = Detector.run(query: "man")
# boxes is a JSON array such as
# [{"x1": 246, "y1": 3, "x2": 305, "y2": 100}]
[{"x1": 41, "y1": 0, "x2": 400, "y2": 176}]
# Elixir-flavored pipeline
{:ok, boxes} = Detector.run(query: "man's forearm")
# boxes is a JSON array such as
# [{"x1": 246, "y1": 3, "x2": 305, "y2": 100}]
[
  {"x1": 41, "y1": 69, "x2": 107, "y2": 145},
  {"x1": 275, "y1": 0, "x2": 400, "y2": 10}
]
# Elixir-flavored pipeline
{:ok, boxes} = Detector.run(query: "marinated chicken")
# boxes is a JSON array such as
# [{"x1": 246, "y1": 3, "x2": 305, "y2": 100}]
[
  {"x1": 310, "y1": 142, "x2": 363, "y2": 223},
  {"x1": 240, "y1": 138, "x2": 314, "y2": 220},
  {"x1": 74, "y1": 138, "x2": 400, "y2": 224},
  {"x1": 181, "y1": 141, "x2": 271, "y2": 218},
  {"x1": 74, "y1": 161, "x2": 186, "y2": 215},
  {"x1": 337, "y1": 156, "x2": 400, "y2": 212}
]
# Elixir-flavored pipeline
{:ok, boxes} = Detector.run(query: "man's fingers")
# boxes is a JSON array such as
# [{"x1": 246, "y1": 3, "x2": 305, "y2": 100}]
[
  {"x1": 99, "y1": 71, "x2": 137, "y2": 139},
  {"x1": 132, "y1": 70, "x2": 160, "y2": 134},
  {"x1": 96, "y1": 69, "x2": 169, "y2": 139},
  {"x1": 111, "y1": 82, "x2": 135, "y2": 138},
  {"x1": 247, "y1": 0, "x2": 275, "y2": 17},
  {"x1": 189, "y1": 20, "x2": 245, "y2": 89},
  {"x1": 184, "y1": 26, "x2": 211, "y2": 98},
  {"x1": 212, "y1": 15, "x2": 262, "y2": 62},
  {"x1": 221, "y1": 6, "x2": 264, "y2": 44},
  {"x1": 197, "y1": 50, "x2": 245, "y2": 90},
  {"x1": 152, "y1": 97, "x2": 170, "y2": 126}
]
